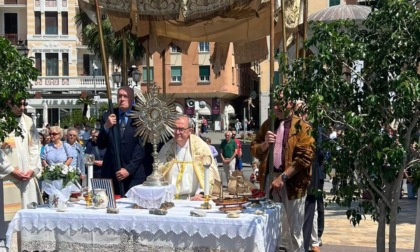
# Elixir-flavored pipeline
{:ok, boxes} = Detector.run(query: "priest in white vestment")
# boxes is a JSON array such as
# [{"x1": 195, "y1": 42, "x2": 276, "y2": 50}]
[
  {"x1": 158, "y1": 115, "x2": 220, "y2": 200},
  {"x1": 0, "y1": 99, "x2": 42, "y2": 240}
]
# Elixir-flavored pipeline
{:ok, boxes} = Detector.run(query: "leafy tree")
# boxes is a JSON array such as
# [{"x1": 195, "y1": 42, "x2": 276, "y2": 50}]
[
  {"x1": 277, "y1": 1, "x2": 419, "y2": 251},
  {"x1": 74, "y1": 11, "x2": 144, "y2": 71},
  {"x1": 0, "y1": 37, "x2": 39, "y2": 141}
]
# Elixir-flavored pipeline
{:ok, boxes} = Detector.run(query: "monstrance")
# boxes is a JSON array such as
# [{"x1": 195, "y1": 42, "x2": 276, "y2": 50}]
[{"x1": 129, "y1": 84, "x2": 177, "y2": 186}]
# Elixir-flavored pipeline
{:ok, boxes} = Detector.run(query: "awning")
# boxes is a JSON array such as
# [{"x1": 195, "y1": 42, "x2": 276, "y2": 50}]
[
  {"x1": 26, "y1": 105, "x2": 36, "y2": 114},
  {"x1": 224, "y1": 105, "x2": 235, "y2": 115},
  {"x1": 174, "y1": 103, "x2": 184, "y2": 114},
  {"x1": 197, "y1": 103, "x2": 211, "y2": 116}
]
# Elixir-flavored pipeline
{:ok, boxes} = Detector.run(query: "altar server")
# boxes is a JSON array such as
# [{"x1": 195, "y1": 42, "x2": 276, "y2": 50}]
[{"x1": 1, "y1": 99, "x2": 42, "y2": 240}]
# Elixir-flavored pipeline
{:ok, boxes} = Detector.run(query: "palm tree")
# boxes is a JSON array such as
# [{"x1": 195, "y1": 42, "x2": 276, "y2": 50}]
[
  {"x1": 76, "y1": 96, "x2": 94, "y2": 118},
  {"x1": 74, "y1": 11, "x2": 144, "y2": 69}
]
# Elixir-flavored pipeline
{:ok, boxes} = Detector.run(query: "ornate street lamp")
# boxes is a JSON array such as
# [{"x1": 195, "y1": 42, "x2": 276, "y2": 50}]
[
  {"x1": 131, "y1": 68, "x2": 141, "y2": 88},
  {"x1": 16, "y1": 40, "x2": 29, "y2": 57},
  {"x1": 112, "y1": 70, "x2": 122, "y2": 88}
]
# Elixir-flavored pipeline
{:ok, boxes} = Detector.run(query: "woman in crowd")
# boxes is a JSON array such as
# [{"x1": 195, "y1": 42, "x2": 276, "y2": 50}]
[
  {"x1": 41, "y1": 126, "x2": 75, "y2": 167},
  {"x1": 206, "y1": 138, "x2": 218, "y2": 164}
]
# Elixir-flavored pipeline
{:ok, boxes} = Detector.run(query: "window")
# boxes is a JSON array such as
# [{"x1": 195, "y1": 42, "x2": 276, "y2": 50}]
[
  {"x1": 45, "y1": 12, "x2": 58, "y2": 35},
  {"x1": 142, "y1": 67, "x2": 154, "y2": 82},
  {"x1": 199, "y1": 66, "x2": 210, "y2": 82},
  {"x1": 199, "y1": 42, "x2": 210, "y2": 52},
  {"x1": 4, "y1": 13, "x2": 17, "y2": 44},
  {"x1": 62, "y1": 12, "x2": 68, "y2": 35},
  {"x1": 35, "y1": 12, "x2": 41, "y2": 34},
  {"x1": 62, "y1": 53, "x2": 69, "y2": 76},
  {"x1": 329, "y1": 0, "x2": 340, "y2": 6},
  {"x1": 35, "y1": 53, "x2": 42, "y2": 76},
  {"x1": 171, "y1": 45, "x2": 181, "y2": 53},
  {"x1": 46, "y1": 53, "x2": 58, "y2": 76},
  {"x1": 171, "y1": 66, "x2": 182, "y2": 82}
]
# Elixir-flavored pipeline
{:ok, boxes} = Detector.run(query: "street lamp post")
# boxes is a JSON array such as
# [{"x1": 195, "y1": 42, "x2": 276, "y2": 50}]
[
  {"x1": 16, "y1": 40, "x2": 29, "y2": 57},
  {"x1": 92, "y1": 62, "x2": 99, "y2": 118},
  {"x1": 131, "y1": 68, "x2": 141, "y2": 89},
  {"x1": 112, "y1": 69, "x2": 122, "y2": 88}
]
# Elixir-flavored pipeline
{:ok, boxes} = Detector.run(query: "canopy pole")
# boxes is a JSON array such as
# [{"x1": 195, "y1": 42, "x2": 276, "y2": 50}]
[
  {"x1": 266, "y1": 0, "x2": 276, "y2": 196},
  {"x1": 94, "y1": 0, "x2": 124, "y2": 195},
  {"x1": 295, "y1": 32, "x2": 300, "y2": 60},
  {"x1": 146, "y1": 36, "x2": 150, "y2": 93},
  {"x1": 161, "y1": 49, "x2": 166, "y2": 94},
  {"x1": 122, "y1": 30, "x2": 128, "y2": 86},
  {"x1": 303, "y1": 0, "x2": 308, "y2": 66},
  {"x1": 281, "y1": 0, "x2": 288, "y2": 75}
]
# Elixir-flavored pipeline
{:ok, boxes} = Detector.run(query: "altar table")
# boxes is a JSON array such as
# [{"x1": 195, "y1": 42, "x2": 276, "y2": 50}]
[{"x1": 6, "y1": 199, "x2": 281, "y2": 252}]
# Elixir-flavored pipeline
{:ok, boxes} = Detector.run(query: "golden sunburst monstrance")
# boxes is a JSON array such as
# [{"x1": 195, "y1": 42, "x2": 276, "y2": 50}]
[{"x1": 129, "y1": 84, "x2": 177, "y2": 186}]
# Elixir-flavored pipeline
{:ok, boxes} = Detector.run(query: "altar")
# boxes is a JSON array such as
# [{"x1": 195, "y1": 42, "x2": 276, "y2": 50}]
[{"x1": 6, "y1": 199, "x2": 281, "y2": 252}]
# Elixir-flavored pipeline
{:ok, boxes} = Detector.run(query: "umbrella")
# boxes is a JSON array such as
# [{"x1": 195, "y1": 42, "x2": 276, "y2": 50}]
[
  {"x1": 86, "y1": 104, "x2": 91, "y2": 119},
  {"x1": 43, "y1": 101, "x2": 48, "y2": 127},
  {"x1": 308, "y1": 4, "x2": 371, "y2": 23}
]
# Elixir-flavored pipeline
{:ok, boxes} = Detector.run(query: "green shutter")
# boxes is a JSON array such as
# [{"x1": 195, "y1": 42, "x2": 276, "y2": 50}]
[
  {"x1": 274, "y1": 71, "x2": 280, "y2": 87},
  {"x1": 142, "y1": 67, "x2": 154, "y2": 81},
  {"x1": 329, "y1": 0, "x2": 340, "y2": 6},
  {"x1": 199, "y1": 66, "x2": 210, "y2": 76},
  {"x1": 171, "y1": 66, "x2": 181, "y2": 76}
]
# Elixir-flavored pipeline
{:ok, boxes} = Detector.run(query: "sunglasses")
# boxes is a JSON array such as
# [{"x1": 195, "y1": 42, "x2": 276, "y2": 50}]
[{"x1": 49, "y1": 132, "x2": 59, "y2": 136}]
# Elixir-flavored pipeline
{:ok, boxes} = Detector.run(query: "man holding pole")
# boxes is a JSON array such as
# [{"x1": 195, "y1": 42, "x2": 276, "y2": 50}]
[
  {"x1": 251, "y1": 98, "x2": 314, "y2": 252},
  {"x1": 97, "y1": 86, "x2": 151, "y2": 196}
]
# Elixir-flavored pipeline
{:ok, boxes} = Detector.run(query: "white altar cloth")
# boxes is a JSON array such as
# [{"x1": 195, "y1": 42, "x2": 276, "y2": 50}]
[{"x1": 6, "y1": 199, "x2": 281, "y2": 252}]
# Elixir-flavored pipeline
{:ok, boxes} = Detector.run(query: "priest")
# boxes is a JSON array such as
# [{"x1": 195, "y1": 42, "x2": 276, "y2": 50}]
[{"x1": 158, "y1": 115, "x2": 220, "y2": 200}]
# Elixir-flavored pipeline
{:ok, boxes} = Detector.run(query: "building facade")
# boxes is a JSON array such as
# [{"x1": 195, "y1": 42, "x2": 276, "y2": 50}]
[
  {"x1": 1, "y1": 0, "x2": 256, "y2": 130},
  {"x1": 139, "y1": 42, "x2": 258, "y2": 132}
]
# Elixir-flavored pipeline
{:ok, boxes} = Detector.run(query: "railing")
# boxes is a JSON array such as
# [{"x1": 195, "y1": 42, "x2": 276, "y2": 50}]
[
  {"x1": 31, "y1": 76, "x2": 118, "y2": 91},
  {"x1": 0, "y1": 0, "x2": 26, "y2": 5},
  {"x1": 29, "y1": 76, "x2": 143, "y2": 91},
  {"x1": 0, "y1": 34, "x2": 27, "y2": 45}
]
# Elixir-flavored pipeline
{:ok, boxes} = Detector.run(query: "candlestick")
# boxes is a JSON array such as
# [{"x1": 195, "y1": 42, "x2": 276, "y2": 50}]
[
  {"x1": 84, "y1": 154, "x2": 95, "y2": 193},
  {"x1": 204, "y1": 166, "x2": 209, "y2": 196},
  {"x1": 87, "y1": 164, "x2": 93, "y2": 193},
  {"x1": 200, "y1": 154, "x2": 213, "y2": 210}
]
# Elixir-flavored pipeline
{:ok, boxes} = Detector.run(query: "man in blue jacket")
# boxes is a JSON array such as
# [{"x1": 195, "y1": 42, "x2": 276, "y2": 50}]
[{"x1": 97, "y1": 86, "x2": 151, "y2": 196}]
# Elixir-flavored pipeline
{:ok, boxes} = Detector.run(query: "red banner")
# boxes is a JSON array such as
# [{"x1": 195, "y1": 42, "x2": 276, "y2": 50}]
[{"x1": 212, "y1": 98, "x2": 220, "y2": 115}]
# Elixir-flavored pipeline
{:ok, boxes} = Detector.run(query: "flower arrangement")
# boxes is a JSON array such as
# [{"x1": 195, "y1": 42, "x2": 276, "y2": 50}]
[{"x1": 41, "y1": 164, "x2": 80, "y2": 187}]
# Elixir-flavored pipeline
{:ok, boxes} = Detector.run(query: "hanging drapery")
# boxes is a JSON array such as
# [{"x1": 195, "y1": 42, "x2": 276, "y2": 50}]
[{"x1": 78, "y1": 0, "x2": 304, "y2": 66}]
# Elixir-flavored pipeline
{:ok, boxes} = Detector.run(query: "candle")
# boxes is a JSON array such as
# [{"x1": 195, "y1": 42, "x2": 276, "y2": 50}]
[
  {"x1": 84, "y1": 154, "x2": 95, "y2": 193},
  {"x1": 204, "y1": 167, "x2": 209, "y2": 196},
  {"x1": 88, "y1": 164, "x2": 93, "y2": 193},
  {"x1": 201, "y1": 154, "x2": 212, "y2": 197}
]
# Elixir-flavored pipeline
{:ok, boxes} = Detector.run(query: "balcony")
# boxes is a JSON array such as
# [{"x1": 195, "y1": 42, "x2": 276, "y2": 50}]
[
  {"x1": 0, "y1": 0, "x2": 26, "y2": 5},
  {"x1": 30, "y1": 76, "x2": 118, "y2": 92},
  {"x1": 1, "y1": 34, "x2": 26, "y2": 45}
]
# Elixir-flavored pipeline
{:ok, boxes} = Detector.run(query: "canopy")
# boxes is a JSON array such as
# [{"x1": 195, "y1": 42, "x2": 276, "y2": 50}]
[{"x1": 78, "y1": 0, "x2": 304, "y2": 65}]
